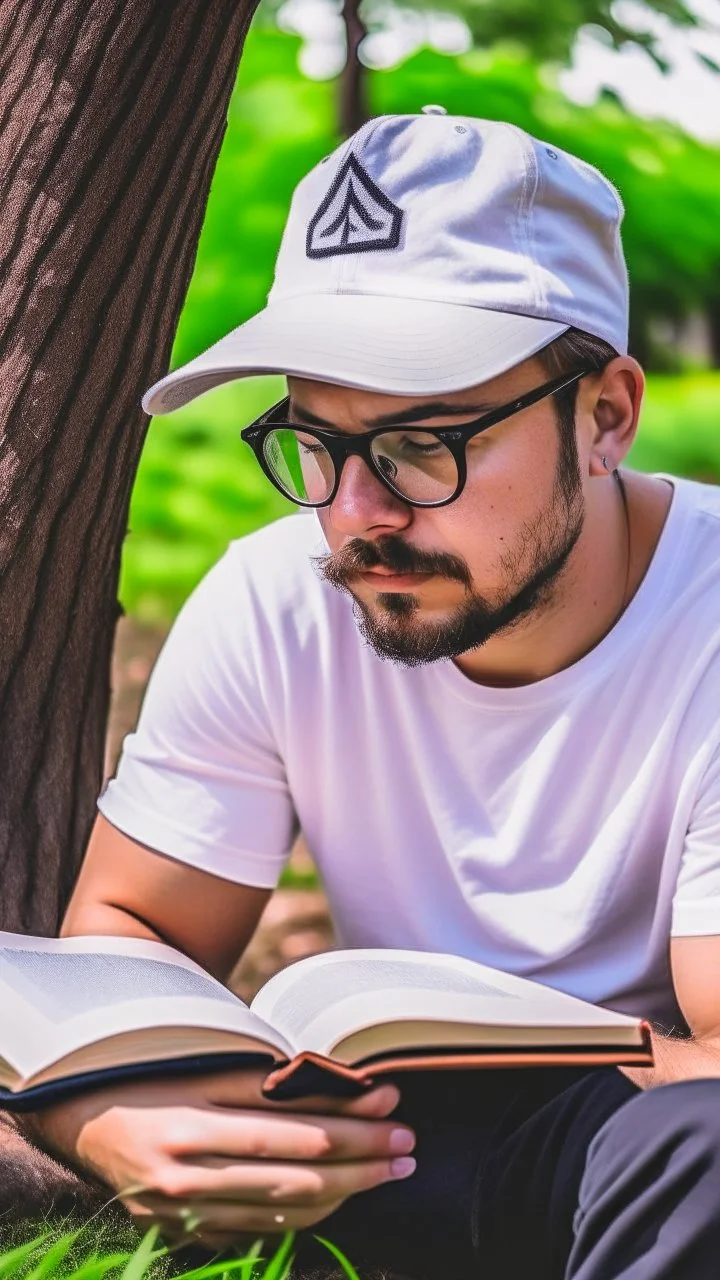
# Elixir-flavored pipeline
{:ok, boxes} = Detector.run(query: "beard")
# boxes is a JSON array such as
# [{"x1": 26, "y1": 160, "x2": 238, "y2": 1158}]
[{"x1": 314, "y1": 442, "x2": 585, "y2": 668}]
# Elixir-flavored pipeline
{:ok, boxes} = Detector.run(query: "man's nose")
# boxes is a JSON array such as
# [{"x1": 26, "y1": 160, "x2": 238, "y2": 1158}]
[{"x1": 327, "y1": 454, "x2": 412, "y2": 538}]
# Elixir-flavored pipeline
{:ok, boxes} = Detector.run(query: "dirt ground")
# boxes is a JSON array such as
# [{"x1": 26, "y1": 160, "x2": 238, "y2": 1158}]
[{"x1": 107, "y1": 616, "x2": 334, "y2": 1001}]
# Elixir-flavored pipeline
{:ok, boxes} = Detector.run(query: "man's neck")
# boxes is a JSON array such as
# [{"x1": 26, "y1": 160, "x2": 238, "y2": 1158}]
[{"x1": 453, "y1": 472, "x2": 674, "y2": 689}]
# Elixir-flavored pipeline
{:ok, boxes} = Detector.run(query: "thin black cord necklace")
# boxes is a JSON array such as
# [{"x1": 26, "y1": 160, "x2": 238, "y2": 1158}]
[{"x1": 613, "y1": 468, "x2": 632, "y2": 616}]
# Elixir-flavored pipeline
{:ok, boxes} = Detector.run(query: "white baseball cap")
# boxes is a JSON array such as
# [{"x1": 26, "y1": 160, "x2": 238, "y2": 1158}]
[{"x1": 143, "y1": 110, "x2": 628, "y2": 415}]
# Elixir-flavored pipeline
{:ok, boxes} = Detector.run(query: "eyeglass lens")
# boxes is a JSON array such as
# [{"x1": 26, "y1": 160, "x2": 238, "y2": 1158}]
[{"x1": 262, "y1": 427, "x2": 459, "y2": 506}]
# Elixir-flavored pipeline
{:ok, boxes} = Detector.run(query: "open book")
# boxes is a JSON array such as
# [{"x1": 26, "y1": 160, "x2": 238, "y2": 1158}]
[{"x1": 0, "y1": 933, "x2": 652, "y2": 1109}]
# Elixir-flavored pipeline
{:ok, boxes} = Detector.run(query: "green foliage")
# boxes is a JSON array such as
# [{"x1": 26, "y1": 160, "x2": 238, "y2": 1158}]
[
  {"x1": 0, "y1": 1227, "x2": 166, "y2": 1280},
  {"x1": 311, "y1": 1238, "x2": 362, "y2": 1280},
  {"x1": 394, "y1": 0, "x2": 708, "y2": 70},
  {"x1": 0, "y1": 1228, "x2": 362, "y2": 1280},
  {"x1": 626, "y1": 372, "x2": 720, "y2": 482}
]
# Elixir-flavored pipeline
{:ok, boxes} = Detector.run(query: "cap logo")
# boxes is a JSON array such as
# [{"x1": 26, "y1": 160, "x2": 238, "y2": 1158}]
[{"x1": 306, "y1": 153, "x2": 403, "y2": 259}]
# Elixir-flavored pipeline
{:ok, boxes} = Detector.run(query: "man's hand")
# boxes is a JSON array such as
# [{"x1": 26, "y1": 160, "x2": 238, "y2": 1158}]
[
  {"x1": 52, "y1": 822, "x2": 415, "y2": 1245},
  {"x1": 27, "y1": 1069, "x2": 416, "y2": 1249}
]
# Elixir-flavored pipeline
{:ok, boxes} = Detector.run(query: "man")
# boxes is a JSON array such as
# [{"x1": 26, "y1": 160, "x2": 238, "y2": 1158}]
[{"x1": 28, "y1": 110, "x2": 720, "y2": 1278}]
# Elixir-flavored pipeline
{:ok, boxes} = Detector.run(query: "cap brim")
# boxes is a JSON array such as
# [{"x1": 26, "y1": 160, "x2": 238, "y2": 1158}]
[{"x1": 143, "y1": 295, "x2": 569, "y2": 415}]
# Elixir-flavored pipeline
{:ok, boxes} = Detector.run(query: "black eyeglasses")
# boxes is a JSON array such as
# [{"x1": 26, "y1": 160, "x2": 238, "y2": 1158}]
[{"x1": 240, "y1": 368, "x2": 592, "y2": 510}]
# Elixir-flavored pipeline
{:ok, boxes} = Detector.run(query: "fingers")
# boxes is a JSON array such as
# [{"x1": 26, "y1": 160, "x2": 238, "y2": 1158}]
[
  {"x1": 165, "y1": 1108, "x2": 415, "y2": 1169},
  {"x1": 205, "y1": 1071, "x2": 400, "y2": 1119},
  {"x1": 338, "y1": 1084, "x2": 401, "y2": 1118},
  {"x1": 127, "y1": 1150, "x2": 416, "y2": 1234},
  {"x1": 173, "y1": 1150, "x2": 417, "y2": 1204},
  {"x1": 108, "y1": 1082, "x2": 415, "y2": 1246}
]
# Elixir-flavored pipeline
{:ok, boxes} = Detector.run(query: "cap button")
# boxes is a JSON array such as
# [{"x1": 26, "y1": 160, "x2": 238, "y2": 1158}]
[{"x1": 421, "y1": 104, "x2": 447, "y2": 115}]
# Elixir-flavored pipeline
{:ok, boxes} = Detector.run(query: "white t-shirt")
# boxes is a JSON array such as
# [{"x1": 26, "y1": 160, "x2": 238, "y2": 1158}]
[{"x1": 100, "y1": 476, "x2": 720, "y2": 1027}]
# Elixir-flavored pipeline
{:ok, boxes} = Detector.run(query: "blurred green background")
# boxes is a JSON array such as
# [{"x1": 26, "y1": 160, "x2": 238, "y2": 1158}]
[{"x1": 121, "y1": 19, "x2": 720, "y2": 623}]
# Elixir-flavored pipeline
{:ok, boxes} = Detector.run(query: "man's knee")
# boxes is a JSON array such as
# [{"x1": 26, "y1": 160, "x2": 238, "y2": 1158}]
[{"x1": 583, "y1": 1078, "x2": 720, "y2": 1195}]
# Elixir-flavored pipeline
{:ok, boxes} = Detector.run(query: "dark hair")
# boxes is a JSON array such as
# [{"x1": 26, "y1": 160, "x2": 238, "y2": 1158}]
[
  {"x1": 536, "y1": 328, "x2": 619, "y2": 501},
  {"x1": 538, "y1": 327, "x2": 619, "y2": 379}
]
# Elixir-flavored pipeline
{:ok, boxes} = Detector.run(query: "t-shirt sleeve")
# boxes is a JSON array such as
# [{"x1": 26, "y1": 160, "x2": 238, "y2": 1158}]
[
  {"x1": 672, "y1": 746, "x2": 720, "y2": 936},
  {"x1": 98, "y1": 544, "x2": 297, "y2": 888}
]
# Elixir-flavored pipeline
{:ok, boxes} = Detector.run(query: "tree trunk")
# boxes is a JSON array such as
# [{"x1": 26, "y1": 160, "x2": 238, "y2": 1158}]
[
  {"x1": 707, "y1": 296, "x2": 720, "y2": 369},
  {"x1": 0, "y1": 0, "x2": 258, "y2": 936},
  {"x1": 339, "y1": 0, "x2": 369, "y2": 136},
  {"x1": 0, "y1": 1112, "x2": 112, "y2": 1224}
]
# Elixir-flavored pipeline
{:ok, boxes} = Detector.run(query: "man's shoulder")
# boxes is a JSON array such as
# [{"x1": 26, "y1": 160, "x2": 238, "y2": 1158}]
[
  {"x1": 676, "y1": 475, "x2": 720, "y2": 522},
  {"x1": 668, "y1": 476, "x2": 720, "y2": 568},
  {"x1": 649, "y1": 478, "x2": 720, "y2": 655},
  {"x1": 671, "y1": 476, "x2": 717, "y2": 524}
]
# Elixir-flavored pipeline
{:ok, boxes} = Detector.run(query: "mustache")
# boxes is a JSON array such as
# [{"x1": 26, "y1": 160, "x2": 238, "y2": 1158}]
[{"x1": 315, "y1": 535, "x2": 472, "y2": 591}]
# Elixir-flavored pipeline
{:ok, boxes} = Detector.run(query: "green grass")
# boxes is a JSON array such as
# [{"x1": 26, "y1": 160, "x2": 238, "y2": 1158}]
[
  {"x1": 122, "y1": 372, "x2": 720, "y2": 625},
  {"x1": 0, "y1": 1224, "x2": 361, "y2": 1280}
]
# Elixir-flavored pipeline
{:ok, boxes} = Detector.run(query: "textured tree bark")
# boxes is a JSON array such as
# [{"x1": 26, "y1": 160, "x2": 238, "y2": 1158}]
[
  {"x1": 0, "y1": 1112, "x2": 112, "y2": 1223},
  {"x1": 339, "y1": 0, "x2": 368, "y2": 136},
  {"x1": 0, "y1": 0, "x2": 260, "y2": 1216},
  {"x1": 0, "y1": 0, "x2": 258, "y2": 936}
]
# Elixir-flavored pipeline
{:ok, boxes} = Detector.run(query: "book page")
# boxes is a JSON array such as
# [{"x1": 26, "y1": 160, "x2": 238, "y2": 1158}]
[
  {"x1": 0, "y1": 932, "x2": 293, "y2": 1080},
  {"x1": 251, "y1": 949, "x2": 641, "y2": 1057}
]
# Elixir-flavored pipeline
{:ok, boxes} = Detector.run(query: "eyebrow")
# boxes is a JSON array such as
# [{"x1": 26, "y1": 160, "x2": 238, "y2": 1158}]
[{"x1": 289, "y1": 398, "x2": 497, "y2": 429}]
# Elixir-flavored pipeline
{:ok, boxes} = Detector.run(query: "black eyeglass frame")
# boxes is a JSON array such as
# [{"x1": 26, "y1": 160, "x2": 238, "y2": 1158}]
[{"x1": 240, "y1": 367, "x2": 593, "y2": 510}]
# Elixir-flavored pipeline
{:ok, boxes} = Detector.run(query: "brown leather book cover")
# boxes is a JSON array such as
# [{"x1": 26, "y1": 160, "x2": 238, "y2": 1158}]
[{"x1": 262, "y1": 1021, "x2": 654, "y2": 1100}]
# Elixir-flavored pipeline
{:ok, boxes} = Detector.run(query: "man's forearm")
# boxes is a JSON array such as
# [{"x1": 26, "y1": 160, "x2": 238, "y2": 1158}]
[{"x1": 621, "y1": 1029, "x2": 720, "y2": 1090}]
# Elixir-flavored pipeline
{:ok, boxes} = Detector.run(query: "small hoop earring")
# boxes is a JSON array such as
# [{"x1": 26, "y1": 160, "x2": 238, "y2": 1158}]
[{"x1": 602, "y1": 455, "x2": 610, "y2": 472}]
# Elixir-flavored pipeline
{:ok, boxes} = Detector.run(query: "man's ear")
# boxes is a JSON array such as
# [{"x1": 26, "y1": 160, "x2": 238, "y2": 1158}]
[{"x1": 583, "y1": 357, "x2": 644, "y2": 477}]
